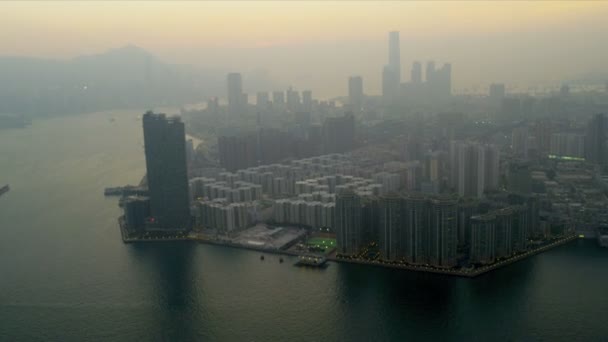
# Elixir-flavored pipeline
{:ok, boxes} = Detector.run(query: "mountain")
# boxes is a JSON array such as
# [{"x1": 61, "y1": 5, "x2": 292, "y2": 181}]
[{"x1": 0, "y1": 45, "x2": 226, "y2": 117}]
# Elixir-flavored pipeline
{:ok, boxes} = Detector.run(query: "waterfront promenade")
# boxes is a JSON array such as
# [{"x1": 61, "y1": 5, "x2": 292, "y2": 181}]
[{"x1": 119, "y1": 219, "x2": 578, "y2": 278}]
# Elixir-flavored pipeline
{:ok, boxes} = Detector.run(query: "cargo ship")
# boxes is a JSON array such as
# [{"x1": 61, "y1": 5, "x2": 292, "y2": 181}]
[
  {"x1": 0, "y1": 184, "x2": 9, "y2": 197},
  {"x1": 295, "y1": 255, "x2": 327, "y2": 267}
]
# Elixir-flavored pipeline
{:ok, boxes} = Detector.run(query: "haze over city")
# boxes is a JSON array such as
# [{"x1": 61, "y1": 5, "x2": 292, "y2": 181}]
[
  {"x1": 3, "y1": 1, "x2": 608, "y2": 96},
  {"x1": 1, "y1": 1, "x2": 608, "y2": 341}
]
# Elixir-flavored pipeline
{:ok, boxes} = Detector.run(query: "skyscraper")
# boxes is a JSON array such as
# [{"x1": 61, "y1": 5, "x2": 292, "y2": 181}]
[
  {"x1": 142, "y1": 111, "x2": 191, "y2": 230},
  {"x1": 335, "y1": 190, "x2": 363, "y2": 256},
  {"x1": 348, "y1": 76, "x2": 364, "y2": 110},
  {"x1": 227, "y1": 73, "x2": 243, "y2": 109},
  {"x1": 382, "y1": 31, "x2": 401, "y2": 100}
]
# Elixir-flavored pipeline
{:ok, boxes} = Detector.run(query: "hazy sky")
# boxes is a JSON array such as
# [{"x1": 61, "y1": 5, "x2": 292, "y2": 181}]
[{"x1": 2, "y1": 1, "x2": 608, "y2": 97}]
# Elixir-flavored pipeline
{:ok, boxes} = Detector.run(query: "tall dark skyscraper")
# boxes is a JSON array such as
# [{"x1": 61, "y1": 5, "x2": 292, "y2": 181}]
[{"x1": 142, "y1": 111, "x2": 191, "y2": 230}]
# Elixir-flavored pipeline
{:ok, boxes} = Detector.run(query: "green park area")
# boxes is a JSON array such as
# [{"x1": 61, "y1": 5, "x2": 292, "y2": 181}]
[{"x1": 306, "y1": 237, "x2": 337, "y2": 252}]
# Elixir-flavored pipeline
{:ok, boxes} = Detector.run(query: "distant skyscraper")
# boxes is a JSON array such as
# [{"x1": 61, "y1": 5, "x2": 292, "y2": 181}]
[
  {"x1": 348, "y1": 76, "x2": 364, "y2": 110},
  {"x1": 388, "y1": 31, "x2": 401, "y2": 83},
  {"x1": 142, "y1": 112, "x2": 191, "y2": 230},
  {"x1": 336, "y1": 190, "x2": 363, "y2": 255},
  {"x1": 411, "y1": 61, "x2": 422, "y2": 84},
  {"x1": 227, "y1": 73, "x2": 243, "y2": 109}
]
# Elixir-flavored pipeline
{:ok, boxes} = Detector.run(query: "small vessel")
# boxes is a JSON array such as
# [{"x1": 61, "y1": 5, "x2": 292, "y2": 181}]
[
  {"x1": 295, "y1": 254, "x2": 327, "y2": 267},
  {"x1": 0, "y1": 184, "x2": 9, "y2": 197},
  {"x1": 260, "y1": 255, "x2": 265, "y2": 260},
  {"x1": 279, "y1": 257, "x2": 284, "y2": 263}
]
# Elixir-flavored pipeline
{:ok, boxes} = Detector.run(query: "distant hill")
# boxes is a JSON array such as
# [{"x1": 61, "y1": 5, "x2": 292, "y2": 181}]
[{"x1": 0, "y1": 45, "x2": 228, "y2": 117}]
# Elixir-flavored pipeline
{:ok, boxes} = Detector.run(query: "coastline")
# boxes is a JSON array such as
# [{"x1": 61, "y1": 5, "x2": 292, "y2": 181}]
[{"x1": 119, "y1": 218, "x2": 578, "y2": 278}]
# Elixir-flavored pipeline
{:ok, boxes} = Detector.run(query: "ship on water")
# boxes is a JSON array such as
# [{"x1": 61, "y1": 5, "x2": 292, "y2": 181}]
[
  {"x1": 295, "y1": 255, "x2": 328, "y2": 267},
  {"x1": 0, "y1": 184, "x2": 10, "y2": 197}
]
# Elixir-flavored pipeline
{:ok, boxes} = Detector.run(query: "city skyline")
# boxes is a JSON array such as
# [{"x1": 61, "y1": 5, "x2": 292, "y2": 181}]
[{"x1": 2, "y1": 1, "x2": 608, "y2": 97}]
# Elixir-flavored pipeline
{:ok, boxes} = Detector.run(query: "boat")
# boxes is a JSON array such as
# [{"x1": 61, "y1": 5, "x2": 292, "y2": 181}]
[
  {"x1": 295, "y1": 254, "x2": 327, "y2": 267},
  {"x1": 260, "y1": 255, "x2": 265, "y2": 260},
  {"x1": 0, "y1": 184, "x2": 9, "y2": 197},
  {"x1": 279, "y1": 257, "x2": 284, "y2": 263}
]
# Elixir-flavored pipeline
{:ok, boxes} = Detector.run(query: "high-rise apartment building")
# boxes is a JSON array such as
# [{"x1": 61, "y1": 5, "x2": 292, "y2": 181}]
[
  {"x1": 470, "y1": 213, "x2": 496, "y2": 265},
  {"x1": 142, "y1": 111, "x2": 191, "y2": 230},
  {"x1": 336, "y1": 190, "x2": 363, "y2": 256},
  {"x1": 378, "y1": 194, "x2": 404, "y2": 261},
  {"x1": 429, "y1": 198, "x2": 458, "y2": 268}
]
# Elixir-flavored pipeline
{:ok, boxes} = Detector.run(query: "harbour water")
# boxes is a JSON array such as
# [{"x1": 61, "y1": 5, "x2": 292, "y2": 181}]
[{"x1": 0, "y1": 110, "x2": 607, "y2": 341}]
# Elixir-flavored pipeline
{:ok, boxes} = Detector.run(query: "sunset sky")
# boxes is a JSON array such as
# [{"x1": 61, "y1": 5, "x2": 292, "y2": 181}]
[{"x1": 3, "y1": 1, "x2": 608, "y2": 96}]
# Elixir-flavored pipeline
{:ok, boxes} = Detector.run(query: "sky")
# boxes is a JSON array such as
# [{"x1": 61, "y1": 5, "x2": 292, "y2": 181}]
[{"x1": 2, "y1": 1, "x2": 608, "y2": 97}]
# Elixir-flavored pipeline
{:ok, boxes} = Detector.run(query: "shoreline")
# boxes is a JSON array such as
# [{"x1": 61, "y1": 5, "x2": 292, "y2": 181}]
[{"x1": 119, "y1": 220, "x2": 578, "y2": 278}]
